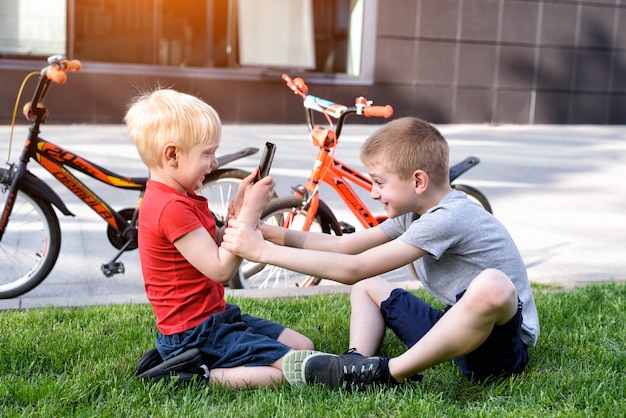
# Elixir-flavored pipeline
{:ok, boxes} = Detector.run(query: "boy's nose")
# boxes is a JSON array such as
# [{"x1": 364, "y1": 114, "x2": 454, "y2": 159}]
[{"x1": 209, "y1": 155, "x2": 219, "y2": 171}]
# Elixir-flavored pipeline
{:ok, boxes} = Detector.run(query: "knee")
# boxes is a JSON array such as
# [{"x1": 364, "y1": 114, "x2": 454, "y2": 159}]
[
  {"x1": 281, "y1": 329, "x2": 315, "y2": 350},
  {"x1": 350, "y1": 276, "x2": 395, "y2": 306},
  {"x1": 293, "y1": 334, "x2": 315, "y2": 350},
  {"x1": 350, "y1": 277, "x2": 376, "y2": 301},
  {"x1": 467, "y1": 269, "x2": 517, "y2": 312},
  {"x1": 352, "y1": 276, "x2": 378, "y2": 291}
]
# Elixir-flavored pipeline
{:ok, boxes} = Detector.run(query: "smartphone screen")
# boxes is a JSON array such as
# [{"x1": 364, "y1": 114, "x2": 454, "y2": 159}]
[{"x1": 256, "y1": 142, "x2": 276, "y2": 182}]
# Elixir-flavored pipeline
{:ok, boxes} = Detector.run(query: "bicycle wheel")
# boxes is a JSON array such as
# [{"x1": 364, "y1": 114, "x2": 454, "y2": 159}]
[
  {"x1": 0, "y1": 189, "x2": 61, "y2": 298},
  {"x1": 230, "y1": 196, "x2": 343, "y2": 290},
  {"x1": 452, "y1": 184, "x2": 493, "y2": 214},
  {"x1": 200, "y1": 169, "x2": 252, "y2": 227}
]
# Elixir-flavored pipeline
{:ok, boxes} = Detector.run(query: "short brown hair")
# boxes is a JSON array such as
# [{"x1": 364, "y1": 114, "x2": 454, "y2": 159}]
[{"x1": 360, "y1": 117, "x2": 449, "y2": 186}]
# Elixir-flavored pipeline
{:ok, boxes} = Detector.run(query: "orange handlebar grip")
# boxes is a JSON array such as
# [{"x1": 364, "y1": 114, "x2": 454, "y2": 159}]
[
  {"x1": 282, "y1": 74, "x2": 308, "y2": 94},
  {"x1": 293, "y1": 77, "x2": 308, "y2": 93},
  {"x1": 364, "y1": 105, "x2": 393, "y2": 119},
  {"x1": 22, "y1": 102, "x2": 32, "y2": 118},
  {"x1": 68, "y1": 59, "x2": 82, "y2": 72},
  {"x1": 46, "y1": 67, "x2": 67, "y2": 84},
  {"x1": 45, "y1": 59, "x2": 81, "y2": 84}
]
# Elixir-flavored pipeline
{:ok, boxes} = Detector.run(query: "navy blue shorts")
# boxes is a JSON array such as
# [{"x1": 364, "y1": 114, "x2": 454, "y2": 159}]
[
  {"x1": 156, "y1": 304, "x2": 291, "y2": 369},
  {"x1": 381, "y1": 289, "x2": 529, "y2": 380}
]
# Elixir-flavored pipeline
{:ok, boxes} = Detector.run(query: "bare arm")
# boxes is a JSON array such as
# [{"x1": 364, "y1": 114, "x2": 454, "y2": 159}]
[
  {"x1": 223, "y1": 219, "x2": 425, "y2": 284},
  {"x1": 177, "y1": 175, "x2": 275, "y2": 284},
  {"x1": 175, "y1": 227, "x2": 241, "y2": 283},
  {"x1": 258, "y1": 222, "x2": 390, "y2": 255}
]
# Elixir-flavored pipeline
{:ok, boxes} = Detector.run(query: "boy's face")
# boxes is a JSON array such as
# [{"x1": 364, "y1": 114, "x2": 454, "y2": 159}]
[
  {"x1": 367, "y1": 163, "x2": 419, "y2": 218},
  {"x1": 175, "y1": 142, "x2": 219, "y2": 192}
]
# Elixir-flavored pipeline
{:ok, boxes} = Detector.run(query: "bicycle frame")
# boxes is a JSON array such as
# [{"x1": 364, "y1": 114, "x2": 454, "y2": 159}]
[
  {"x1": 20, "y1": 135, "x2": 146, "y2": 231},
  {"x1": 296, "y1": 141, "x2": 383, "y2": 232}
]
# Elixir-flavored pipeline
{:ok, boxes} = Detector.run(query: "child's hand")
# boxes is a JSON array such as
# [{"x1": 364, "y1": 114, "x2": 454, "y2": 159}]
[
  {"x1": 222, "y1": 219, "x2": 265, "y2": 260},
  {"x1": 228, "y1": 171, "x2": 257, "y2": 219},
  {"x1": 237, "y1": 175, "x2": 275, "y2": 225}
]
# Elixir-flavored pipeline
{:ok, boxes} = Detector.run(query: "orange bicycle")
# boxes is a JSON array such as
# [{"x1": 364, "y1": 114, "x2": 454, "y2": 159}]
[
  {"x1": 230, "y1": 74, "x2": 492, "y2": 289},
  {"x1": 0, "y1": 55, "x2": 259, "y2": 298}
]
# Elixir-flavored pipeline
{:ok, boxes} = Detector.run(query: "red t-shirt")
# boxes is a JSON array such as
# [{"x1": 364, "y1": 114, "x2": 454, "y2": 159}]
[{"x1": 138, "y1": 180, "x2": 226, "y2": 335}]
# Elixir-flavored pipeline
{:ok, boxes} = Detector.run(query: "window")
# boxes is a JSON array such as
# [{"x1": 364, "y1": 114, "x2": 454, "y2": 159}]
[
  {"x1": 1, "y1": 0, "x2": 375, "y2": 80},
  {"x1": 0, "y1": 0, "x2": 66, "y2": 57}
]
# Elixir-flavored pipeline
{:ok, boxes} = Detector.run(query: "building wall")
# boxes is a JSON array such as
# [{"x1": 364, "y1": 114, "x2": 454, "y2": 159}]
[
  {"x1": 372, "y1": 0, "x2": 626, "y2": 124},
  {"x1": 1, "y1": 0, "x2": 625, "y2": 125}
]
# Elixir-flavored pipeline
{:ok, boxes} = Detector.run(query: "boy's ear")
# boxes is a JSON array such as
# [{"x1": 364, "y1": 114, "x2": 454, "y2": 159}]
[
  {"x1": 413, "y1": 169, "x2": 429, "y2": 193},
  {"x1": 163, "y1": 144, "x2": 178, "y2": 167}
]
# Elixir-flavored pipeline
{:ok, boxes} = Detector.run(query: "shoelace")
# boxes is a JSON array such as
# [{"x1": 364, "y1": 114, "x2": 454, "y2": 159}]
[{"x1": 340, "y1": 360, "x2": 382, "y2": 392}]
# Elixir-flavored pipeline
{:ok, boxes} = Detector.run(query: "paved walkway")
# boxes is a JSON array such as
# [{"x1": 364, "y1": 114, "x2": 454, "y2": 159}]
[{"x1": 1, "y1": 123, "x2": 625, "y2": 309}]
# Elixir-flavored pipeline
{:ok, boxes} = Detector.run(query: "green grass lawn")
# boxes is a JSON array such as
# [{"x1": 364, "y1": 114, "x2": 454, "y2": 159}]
[{"x1": 1, "y1": 282, "x2": 624, "y2": 417}]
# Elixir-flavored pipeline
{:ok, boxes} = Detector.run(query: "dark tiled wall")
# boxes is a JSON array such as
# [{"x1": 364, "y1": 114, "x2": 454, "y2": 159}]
[
  {"x1": 375, "y1": 0, "x2": 626, "y2": 124},
  {"x1": 1, "y1": 0, "x2": 625, "y2": 125}
]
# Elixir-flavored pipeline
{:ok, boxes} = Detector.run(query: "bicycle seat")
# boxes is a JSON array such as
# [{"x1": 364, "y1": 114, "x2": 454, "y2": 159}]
[
  {"x1": 449, "y1": 156, "x2": 480, "y2": 182},
  {"x1": 134, "y1": 348, "x2": 210, "y2": 384}
]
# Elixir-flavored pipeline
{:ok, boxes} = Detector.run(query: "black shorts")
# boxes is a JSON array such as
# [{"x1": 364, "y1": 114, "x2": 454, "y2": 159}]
[
  {"x1": 156, "y1": 304, "x2": 291, "y2": 369},
  {"x1": 381, "y1": 289, "x2": 529, "y2": 380}
]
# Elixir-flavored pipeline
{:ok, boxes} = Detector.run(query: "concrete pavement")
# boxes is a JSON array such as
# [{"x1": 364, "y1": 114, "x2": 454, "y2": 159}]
[{"x1": 1, "y1": 123, "x2": 625, "y2": 310}]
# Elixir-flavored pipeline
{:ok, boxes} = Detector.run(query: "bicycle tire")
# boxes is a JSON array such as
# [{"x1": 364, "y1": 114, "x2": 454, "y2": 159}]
[
  {"x1": 0, "y1": 189, "x2": 61, "y2": 298},
  {"x1": 230, "y1": 196, "x2": 342, "y2": 290},
  {"x1": 200, "y1": 169, "x2": 252, "y2": 227},
  {"x1": 452, "y1": 183, "x2": 493, "y2": 214}
]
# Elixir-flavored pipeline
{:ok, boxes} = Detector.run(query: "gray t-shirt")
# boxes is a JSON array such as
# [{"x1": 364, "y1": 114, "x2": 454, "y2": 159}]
[{"x1": 379, "y1": 189, "x2": 540, "y2": 346}]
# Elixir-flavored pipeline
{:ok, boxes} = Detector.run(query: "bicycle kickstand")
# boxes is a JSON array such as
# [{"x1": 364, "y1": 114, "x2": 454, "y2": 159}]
[{"x1": 101, "y1": 239, "x2": 134, "y2": 277}]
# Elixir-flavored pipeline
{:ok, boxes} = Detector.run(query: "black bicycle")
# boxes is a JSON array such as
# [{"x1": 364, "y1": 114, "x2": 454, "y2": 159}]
[{"x1": 0, "y1": 55, "x2": 257, "y2": 298}]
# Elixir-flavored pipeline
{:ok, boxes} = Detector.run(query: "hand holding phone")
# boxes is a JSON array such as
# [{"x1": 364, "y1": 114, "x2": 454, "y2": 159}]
[{"x1": 256, "y1": 142, "x2": 276, "y2": 182}]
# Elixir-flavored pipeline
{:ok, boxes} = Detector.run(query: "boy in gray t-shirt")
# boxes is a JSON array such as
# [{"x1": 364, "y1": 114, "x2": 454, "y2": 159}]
[
  {"x1": 223, "y1": 117, "x2": 540, "y2": 391},
  {"x1": 380, "y1": 190, "x2": 539, "y2": 348}
]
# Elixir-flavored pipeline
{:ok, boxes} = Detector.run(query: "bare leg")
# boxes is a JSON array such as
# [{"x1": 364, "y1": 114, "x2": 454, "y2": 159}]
[
  {"x1": 209, "y1": 365, "x2": 284, "y2": 388},
  {"x1": 207, "y1": 329, "x2": 313, "y2": 388},
  {"x1": 387, "y1": 269, "x2": 519, "y2": 382},
  {"x1": 349, "y1": 277, "x2": 397, "y2": 356},
  {"x1": 277, "y1": 327, "x2": 314, "y2": 350}
]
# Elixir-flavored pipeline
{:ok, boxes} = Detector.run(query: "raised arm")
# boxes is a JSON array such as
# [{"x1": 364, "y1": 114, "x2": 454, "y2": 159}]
[{"x1": 179, "y1": 175, "x2": 275, "y2": 284}]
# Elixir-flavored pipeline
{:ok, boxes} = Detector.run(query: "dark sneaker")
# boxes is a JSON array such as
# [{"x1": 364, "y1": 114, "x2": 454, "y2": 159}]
[
  {"x1": 282, "y1": 350, "x2": 322, "y2": 385},
  {"x1": 135, "y1": 348, "x2": 210, "y2": 384},
  {"x1": 303, "y1": 353, "x2": 388, "y2": 392},
  {"x1": 342, "y1": 348, "x2": 363, "y2": 357}
]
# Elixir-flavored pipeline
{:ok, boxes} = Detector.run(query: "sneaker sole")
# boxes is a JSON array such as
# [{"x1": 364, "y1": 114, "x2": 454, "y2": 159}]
[{"x1": 282, "y1": 350, "x2": 321, "y2": 385}]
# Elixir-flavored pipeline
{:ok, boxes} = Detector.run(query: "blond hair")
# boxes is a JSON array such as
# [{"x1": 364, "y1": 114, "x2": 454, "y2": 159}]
[
  {"x1": 360, "y1": 117, "x2": 449, "y2": 187},
  {"x1": 125, "y1": 89, "x2": 221, "y2": 169}
]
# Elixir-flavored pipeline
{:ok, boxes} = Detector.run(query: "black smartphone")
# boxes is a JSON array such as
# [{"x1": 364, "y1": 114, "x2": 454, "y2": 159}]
[{"x1": 256, "y1": 141, "x2": 276, "y2": 182}]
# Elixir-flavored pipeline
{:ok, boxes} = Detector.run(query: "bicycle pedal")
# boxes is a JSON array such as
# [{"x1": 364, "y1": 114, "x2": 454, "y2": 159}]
[
  {"x1": 339, "y1": 221, "x2": 356, "y2": 233},
  {"x1": 101, "y1": 262, "x2": 125, "y2": 277}
]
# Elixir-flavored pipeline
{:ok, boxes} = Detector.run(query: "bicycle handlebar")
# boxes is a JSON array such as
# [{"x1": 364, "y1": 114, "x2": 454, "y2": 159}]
[
  {"x1": 45, "y1": 58, "x2": 81, "y2": 85},
  {"x1": 282, "y1": 73, "x2": 393, "y2": 120},
  {"x1": 23, "y1": 56, "x2": 81, "y2": 122},
  {"x1": 282, "y1": 73, "x2": 393, "y2": 140}
]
